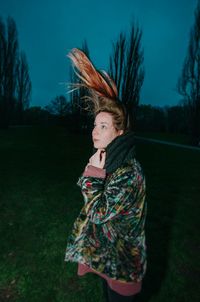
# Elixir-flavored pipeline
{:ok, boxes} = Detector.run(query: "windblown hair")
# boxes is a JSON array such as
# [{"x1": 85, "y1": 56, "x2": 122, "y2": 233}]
[{"x1": 68, "y1": 48, "x2": 129, "y2": 131}]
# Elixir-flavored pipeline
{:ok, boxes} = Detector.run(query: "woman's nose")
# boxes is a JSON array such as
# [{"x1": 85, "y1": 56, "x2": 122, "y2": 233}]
[{"x1": 92, "y1": 127, "x2": 98, "y2": 136}]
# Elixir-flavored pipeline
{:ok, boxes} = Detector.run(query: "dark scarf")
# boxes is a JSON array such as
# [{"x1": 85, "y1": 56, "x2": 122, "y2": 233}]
[
  {"x1": 104, "y1": 131, "x2": 135, "y2": 173},
  {"x1": 91, "y1": 131, "x2": 134, "y2": 174}
]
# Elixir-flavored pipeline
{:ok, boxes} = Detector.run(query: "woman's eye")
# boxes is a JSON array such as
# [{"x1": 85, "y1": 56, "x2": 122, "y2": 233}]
[{"x1": 101, "y1": 125, "x2": 106, "y2": 129}]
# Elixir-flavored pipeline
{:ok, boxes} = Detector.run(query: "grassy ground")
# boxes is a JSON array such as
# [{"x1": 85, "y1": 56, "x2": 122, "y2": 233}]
[
  {"x1": 135, "y1": 131, "x2": 190, "y2": 145},
  {"x1": 0, "y1": 126, "x2": 199, "y2": 302}
]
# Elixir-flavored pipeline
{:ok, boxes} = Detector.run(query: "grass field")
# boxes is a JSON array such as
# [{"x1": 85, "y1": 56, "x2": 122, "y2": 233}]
[
  {"x1": 0, "y1": 126, "x2": 199, "y2": 302},
  {"x1": 135, "y1": 131, "x2": 190, "y2": 145}
]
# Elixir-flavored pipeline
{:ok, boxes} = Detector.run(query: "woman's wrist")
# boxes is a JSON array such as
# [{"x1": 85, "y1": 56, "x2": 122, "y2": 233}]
[{"x1": 83, "y1": 164, "x2": 106, "y2": 178}]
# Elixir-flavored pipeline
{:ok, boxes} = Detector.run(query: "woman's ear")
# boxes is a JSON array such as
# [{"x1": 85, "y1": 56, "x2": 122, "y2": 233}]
[{"x1": 118, "y1": 130, "x2": 124, "y2": 136}]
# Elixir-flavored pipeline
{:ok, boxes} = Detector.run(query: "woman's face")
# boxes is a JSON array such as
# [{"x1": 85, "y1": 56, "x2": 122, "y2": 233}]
[{"x1": 92, "y1": 112, "x2": 123, "y2": 149}]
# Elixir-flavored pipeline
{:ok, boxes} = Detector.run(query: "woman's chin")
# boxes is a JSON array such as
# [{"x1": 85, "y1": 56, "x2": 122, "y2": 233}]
[{"x1": 93, "y1": 142, "x2": 105, "y2": 149}]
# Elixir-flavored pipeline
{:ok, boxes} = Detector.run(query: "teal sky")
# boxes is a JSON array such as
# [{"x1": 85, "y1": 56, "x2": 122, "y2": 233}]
[{"x1": 0, "y1": 0, "x2": 198, "y2": 107}]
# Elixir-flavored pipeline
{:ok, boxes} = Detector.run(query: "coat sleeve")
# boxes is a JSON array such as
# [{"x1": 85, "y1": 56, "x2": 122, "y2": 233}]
[{"x1": 77, "y1": 165, "x2": 144, "y2": 225}]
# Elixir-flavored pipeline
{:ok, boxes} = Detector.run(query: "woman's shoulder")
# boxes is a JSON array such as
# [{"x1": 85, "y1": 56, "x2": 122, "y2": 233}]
[{"x1": 106, "y1": 158, "x2": 144, "y2": 183}]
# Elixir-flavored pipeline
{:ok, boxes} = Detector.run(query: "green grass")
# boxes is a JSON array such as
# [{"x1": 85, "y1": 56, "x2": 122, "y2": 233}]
[
  {"x1": 0, "y1": 126, "x2": 199, "y2": 302},
  {"x1": 136, "y1": 131, "x2": 190, "y2": 145}
]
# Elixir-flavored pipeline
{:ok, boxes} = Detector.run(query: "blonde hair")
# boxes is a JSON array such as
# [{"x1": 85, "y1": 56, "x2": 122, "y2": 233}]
[{"x1": 68, "y1": 48, "x2": 128, "y2": 131}]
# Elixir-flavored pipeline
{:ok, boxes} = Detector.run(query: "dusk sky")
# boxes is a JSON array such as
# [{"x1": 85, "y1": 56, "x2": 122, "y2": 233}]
[{"x1": 0, "y1": 0, "x2": 198, "y2": 108}]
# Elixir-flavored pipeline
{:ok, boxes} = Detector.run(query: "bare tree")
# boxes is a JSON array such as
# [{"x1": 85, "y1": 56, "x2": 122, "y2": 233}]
[
  {"x1": 69, "y1": 39, "x2": 90, "y2": 111},
  {"x1": 16, "y1": 51, "x2": 31, "y2": 123},
  {"x1": 69, "y1": 40, "x2": 91, "y2": 131},
  {"x1": 45, "y1": 95, "x2": 70, "y2": 117},
  {"x1": 109, "y1": 23, "x2": 145, "y2": 128},
  {"x1": 4, "y1": 17, "x2": 18, "y2": 120},
  {"x1": 0, "y1": 17, "x2": 6, "y2": 124},
  {"x1": 0, "y1": 16, "x2": 31, "y2": 127},
  {"x1": 177, "y1": 1, "x2": 200, "y2": 145},
  {"x1": 0, "y1": 17, "x2": 18, "y2": 127},
  {"x1": 0, "y1": 18, "x2": 6, "y2": 98}
]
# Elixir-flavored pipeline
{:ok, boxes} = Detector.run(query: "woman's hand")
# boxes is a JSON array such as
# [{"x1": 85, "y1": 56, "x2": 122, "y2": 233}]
[{"x1": 88, "y1": 149, "x2": 106, "y2": 169}]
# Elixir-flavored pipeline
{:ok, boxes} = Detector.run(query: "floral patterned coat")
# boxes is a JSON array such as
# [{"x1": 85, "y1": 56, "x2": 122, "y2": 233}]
[{"x1": 65, "y1": 158, "x2": 147, "y2": 282}]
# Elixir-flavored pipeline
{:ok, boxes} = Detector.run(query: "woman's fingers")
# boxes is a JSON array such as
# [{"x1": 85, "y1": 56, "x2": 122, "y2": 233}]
[
  {"x1": 100, "y1": 150, "x2": 106, "y2": 165},
  {"x1": 88, "y1": 149, "x2": 106, "y2": 168}
]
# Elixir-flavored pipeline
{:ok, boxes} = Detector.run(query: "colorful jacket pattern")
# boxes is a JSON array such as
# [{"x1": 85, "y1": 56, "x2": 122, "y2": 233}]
[{"x1": 65, "y1": 158, "x2": 147, "y2": 282}]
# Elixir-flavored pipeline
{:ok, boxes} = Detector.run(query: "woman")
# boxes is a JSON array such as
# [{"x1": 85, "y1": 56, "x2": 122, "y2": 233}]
[{"x1": 65, "y1": 48, "x2": 147, "y2": 302}]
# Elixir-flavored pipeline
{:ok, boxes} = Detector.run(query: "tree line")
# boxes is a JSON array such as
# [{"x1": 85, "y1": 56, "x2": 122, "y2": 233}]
[{"x1": 31, "y1": 99, "x2": 193, "y2": 140}]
